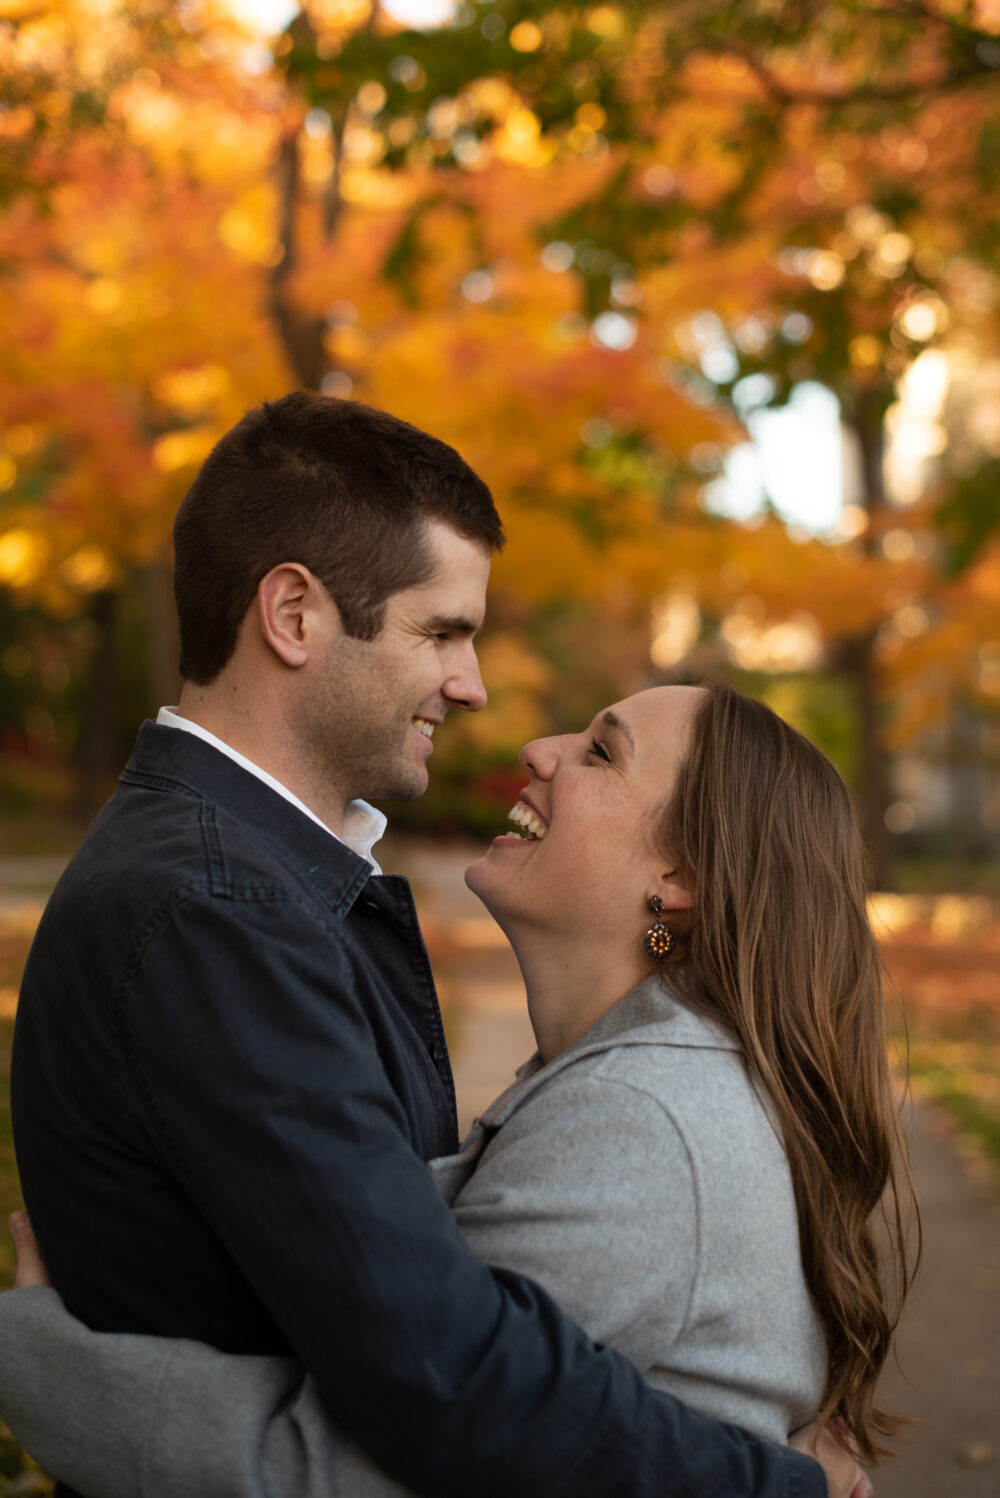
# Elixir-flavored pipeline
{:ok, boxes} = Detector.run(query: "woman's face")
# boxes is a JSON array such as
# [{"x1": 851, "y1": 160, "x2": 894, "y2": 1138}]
[{"x1": 466, "y1": 685, "x2": 702, "y2": 949}]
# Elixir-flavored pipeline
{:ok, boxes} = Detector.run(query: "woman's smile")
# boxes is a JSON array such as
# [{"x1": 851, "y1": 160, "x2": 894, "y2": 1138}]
[{"x1": 506, "y1": 797, "x2": 548, "y2": 840}]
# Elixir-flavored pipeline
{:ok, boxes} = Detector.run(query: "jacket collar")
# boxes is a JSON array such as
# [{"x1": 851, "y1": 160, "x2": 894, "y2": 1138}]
[
  {"x1": 120, "y1": 721, "x2": 373, "y2": 918},
  {"x1": 479, "y1": 974, "x2": 741, "y2": 1130}
]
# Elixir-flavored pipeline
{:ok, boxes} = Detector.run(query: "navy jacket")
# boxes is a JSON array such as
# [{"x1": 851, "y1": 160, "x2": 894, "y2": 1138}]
[{"x1": 12, "y1": 723, "x2": 823, "y2": 1498}]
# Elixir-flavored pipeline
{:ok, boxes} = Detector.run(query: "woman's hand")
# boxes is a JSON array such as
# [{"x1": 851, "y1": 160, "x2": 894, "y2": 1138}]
[
  {"x1": 9, "y1": 1212, "x2": 52, "y2": 1288},
  {"x1": 789, "y1": 1416, "x2": 873, "y2": 1498}
]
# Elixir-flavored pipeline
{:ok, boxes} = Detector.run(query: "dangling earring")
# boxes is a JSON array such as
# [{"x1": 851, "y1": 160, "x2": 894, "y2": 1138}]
[{"x1": 643, "y1": 895, "x2": 675, "y2": 962}]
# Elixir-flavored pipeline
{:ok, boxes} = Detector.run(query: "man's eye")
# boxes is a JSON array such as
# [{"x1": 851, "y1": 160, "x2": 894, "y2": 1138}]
[{"x1": 588, "y1": 738, "x2": 612, "y2": 764}]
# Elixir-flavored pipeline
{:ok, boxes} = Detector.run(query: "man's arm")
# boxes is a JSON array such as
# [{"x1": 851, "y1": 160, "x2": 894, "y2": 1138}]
[
  {"x1": 34, "y1": 891, "x2": 828, "y2": 1498},
  {"x1": 0, "y1": 1060, "x2": 862, "y2": 1498},
  {"x1": 0, "y1": 1285, "x2": 852, "y2": 1498}
]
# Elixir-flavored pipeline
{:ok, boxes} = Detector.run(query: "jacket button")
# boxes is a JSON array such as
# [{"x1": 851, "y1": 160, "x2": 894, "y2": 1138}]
[
  {"x1": 429, "y1": 1043, "x2": 442, "y2": 1064},
  {"x1": 358, "y1": 899, "x2": 380, "y2": 917}
]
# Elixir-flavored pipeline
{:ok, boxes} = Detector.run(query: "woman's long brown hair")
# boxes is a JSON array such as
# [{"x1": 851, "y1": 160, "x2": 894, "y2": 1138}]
[{"x1": 661, "y1": 683, "x2": 918, "y2": 1463}]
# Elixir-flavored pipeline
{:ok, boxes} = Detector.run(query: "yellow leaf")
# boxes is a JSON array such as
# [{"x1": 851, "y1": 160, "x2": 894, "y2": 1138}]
[{"x1": 0, "y1": 529, "x2": 48, "y2": 588}]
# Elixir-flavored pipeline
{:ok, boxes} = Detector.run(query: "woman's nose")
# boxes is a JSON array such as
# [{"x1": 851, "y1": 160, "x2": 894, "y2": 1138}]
[{"x1": 519, "y1": 735, "x2": 561, "y2": 778}]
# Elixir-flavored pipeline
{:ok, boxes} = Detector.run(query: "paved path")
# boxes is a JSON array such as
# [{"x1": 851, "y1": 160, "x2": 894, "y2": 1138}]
[
  {"x1": 873, "y1": 1106, "x2": 1000, "y2": 1498},
  {"x1": 386, "y1": 836, "x2": 533, "y2": 1134},
  {"x1": 392, "y1": 837, "x2": 1000, "y2": 1498},
  {"x1": 0, "y1": 858, "x2": 67, "y2": 917}
]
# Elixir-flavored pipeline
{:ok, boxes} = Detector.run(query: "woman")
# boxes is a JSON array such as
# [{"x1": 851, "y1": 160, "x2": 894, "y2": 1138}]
[{"x1": 0, "y1": 683, "x2": 913, "y2": 1497}]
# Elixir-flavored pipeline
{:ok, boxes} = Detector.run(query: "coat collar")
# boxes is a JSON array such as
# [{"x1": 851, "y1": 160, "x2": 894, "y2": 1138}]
[{"x1": 478, "y1": 974, "x2": 741, "y2": 1131}]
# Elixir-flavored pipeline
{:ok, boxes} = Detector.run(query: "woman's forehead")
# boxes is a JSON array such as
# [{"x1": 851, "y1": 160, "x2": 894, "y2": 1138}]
[{"x1": 606, "y1": 685, "x2": 705, "y2": 736}]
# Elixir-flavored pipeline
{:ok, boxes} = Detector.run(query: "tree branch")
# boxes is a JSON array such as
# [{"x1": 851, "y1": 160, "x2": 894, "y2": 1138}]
[{"x1": 689, "y1": 37, "x2": 996, "y2": 106}]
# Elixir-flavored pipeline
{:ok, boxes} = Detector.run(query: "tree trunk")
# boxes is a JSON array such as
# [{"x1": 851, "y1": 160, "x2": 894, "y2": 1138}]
[
  {"x1": 951, "y1": 699, "x2": 988, "y2": 874},
  {"x1": 267, "y1": 8, "x2": 350, "y2": 391},
  {"x1": 268, "y1": 124, "x2": 328, "y2": 389},
  {"x1": 141, "y1": 558, "x2": 180, "y2": 713},
  {"x1": 76, "y1": 589, "x2": 118, "y2": 820},
  {"x1": 846, "y1": 383, "x2": 892, "y2": 888}
]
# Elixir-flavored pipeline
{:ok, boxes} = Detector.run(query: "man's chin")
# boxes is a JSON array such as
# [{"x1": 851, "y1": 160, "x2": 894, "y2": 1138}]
[{"x1": 371, "y1": 765, "x2": 430, "y2": 803}]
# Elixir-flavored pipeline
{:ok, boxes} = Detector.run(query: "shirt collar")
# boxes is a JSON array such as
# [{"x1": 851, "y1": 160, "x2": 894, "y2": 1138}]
[{"x1": 156, "y1": 706, "x2": 387, "y2": 874}]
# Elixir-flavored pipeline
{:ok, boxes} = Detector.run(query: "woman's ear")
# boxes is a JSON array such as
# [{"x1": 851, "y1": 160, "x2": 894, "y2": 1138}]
[
  {"x1": 255, "y1": 564, "x2": 333, "y2": 668},
  {"x1": 658, "y1": 866, "x2": 694, "y2": 914}
]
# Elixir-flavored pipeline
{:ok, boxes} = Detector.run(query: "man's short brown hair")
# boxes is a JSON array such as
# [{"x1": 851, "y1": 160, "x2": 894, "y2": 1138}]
[{"x1": 173, "y1": 391, "x2": 504, "y2": 684}]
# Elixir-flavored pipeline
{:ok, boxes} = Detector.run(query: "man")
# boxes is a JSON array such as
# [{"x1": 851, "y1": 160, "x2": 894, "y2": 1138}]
[{"x1": 10, "y1": 392, "x2": 849, "y2": 1497}]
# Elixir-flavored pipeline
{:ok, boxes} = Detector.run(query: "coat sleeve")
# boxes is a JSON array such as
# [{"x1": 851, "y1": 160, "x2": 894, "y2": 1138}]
[
  {"x1": 0, "y1": 900, "x2": 828, "y2": 1498},
  {"x1": 0, "y1": 1287, "x2": 406, "y2": 1498}
]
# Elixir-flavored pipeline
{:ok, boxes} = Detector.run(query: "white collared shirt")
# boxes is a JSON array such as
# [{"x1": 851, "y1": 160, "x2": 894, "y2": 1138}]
[{"x1": 156, "y1": 706, "x2": 386, "y2": 873}]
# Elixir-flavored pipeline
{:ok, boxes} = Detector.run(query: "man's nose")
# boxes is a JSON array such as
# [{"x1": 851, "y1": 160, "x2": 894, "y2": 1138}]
[{"x1": 444, "y1": 646, "x2": 487, "y2": 712}]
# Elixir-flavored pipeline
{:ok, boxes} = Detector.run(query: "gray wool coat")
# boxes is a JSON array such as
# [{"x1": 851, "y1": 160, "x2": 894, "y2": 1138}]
[{"x1": 0, "y1": 976, "x2": 827, "y2": 1498}]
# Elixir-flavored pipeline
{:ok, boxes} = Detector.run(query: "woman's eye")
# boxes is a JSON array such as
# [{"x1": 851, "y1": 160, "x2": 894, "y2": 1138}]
[{"x1": 588, "y1": 737, "x2": 612, "y2": 764}]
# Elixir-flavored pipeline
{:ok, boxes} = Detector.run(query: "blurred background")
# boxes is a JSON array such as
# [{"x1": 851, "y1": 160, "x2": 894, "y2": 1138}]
[
  {"x1": 1, "y1": 0, "x2": 999, "y2": 1489},
  {"x1": 1, "y1": 0, "x2": 999, "y2": 879}
]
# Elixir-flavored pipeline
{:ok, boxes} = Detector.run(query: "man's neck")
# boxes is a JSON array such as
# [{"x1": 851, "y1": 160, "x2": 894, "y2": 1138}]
[{"x1": 172, "y1": 687, "x2": 349, "y2": 838}]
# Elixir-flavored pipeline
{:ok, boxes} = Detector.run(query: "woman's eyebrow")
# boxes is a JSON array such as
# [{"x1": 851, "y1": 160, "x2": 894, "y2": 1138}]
[{"x1": 599, "y1": 710, "x2": 635, "y2": 754}]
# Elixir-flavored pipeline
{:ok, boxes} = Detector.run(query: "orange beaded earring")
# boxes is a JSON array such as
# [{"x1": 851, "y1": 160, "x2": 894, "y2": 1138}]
[{"x1": 643, "y1": 895, "x2": 675, "y2": 963}]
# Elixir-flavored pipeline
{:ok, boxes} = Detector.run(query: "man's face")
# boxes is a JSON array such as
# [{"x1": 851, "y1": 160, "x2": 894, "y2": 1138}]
[{"x1": 295, "y1": 520, "x2": 491, "y2": 809}]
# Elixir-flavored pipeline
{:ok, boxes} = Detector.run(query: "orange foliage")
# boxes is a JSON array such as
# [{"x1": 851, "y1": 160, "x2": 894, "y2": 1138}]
[{"x1": 0, "y1": 0, "x2": 997, "y2": 771}]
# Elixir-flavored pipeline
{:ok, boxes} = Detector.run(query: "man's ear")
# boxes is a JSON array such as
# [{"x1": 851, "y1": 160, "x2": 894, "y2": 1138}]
[{"x1": 255, "y1": 564, "x2": 334, "y2": 668}]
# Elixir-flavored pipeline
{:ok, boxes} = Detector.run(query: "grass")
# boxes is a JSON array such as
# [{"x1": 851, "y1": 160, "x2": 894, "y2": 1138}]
[
  {"x1": 0, "y1": 910, "x2": 33, "y2": 1291},
  {"x1": 890, "y1": 857, "x2": 1000, "y2": 899},
  {"x1": 0, "y1": 1011, "x2": 50, "y2": 1493},
  {"x1": 878, "y1": 903, "x2": 1000, "y2": 1184},
  {"x1": 0, "y1": 1018, "x2": 18, "y2": 1291},
  {"x1": 0, "y1": 913, "x2": 53, "y2": 1497},
  {"x1": 908, "y1": 1042, "x2": 1000, "y2": 1168}
]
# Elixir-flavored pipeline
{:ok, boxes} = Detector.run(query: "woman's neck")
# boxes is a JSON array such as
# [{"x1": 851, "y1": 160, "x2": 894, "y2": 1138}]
[{"x1": 503, "y1": 925, "x2": 650, "y2": 1063}]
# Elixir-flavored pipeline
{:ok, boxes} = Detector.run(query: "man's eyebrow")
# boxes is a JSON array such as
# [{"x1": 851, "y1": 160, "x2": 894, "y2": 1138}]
[
  {"x1": 426, "y1": 614, "x2": 482, "y2": 635},
  {"x1": 599, "y1": 710, "x2": 635, "y2": 753}
]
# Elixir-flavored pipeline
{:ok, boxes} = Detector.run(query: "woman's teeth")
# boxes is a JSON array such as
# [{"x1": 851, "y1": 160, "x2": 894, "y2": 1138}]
[
  {"x1": 413, "y1": 718, "x2": 435, "y2": 739},
  {"x1": 507, "y1": 801, "x2": 547, "y2": 840}
]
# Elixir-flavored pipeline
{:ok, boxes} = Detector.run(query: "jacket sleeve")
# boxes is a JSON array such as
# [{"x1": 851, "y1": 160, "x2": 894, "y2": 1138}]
[
  {"x1": 8, "y1": 891, "x2": 827, "y2": 1498},
  {"x1": 0, "y1": 1074, "x2": 700, "y2": 1498}
]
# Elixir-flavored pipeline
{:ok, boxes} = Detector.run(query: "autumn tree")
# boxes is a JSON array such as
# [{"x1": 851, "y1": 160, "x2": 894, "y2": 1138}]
[
  {"x1": 261, "y1": 0, "x2": 1000, "y2": 871},
  {"x1": 1, "y1": 0, "x2": 737, "y2": 813},
  {"x1": 2, "y1": 0, "x2": 998, "y2": 866},
  {"x1": 0, "y1": 0, "x2": 293, "y2": 803}
]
